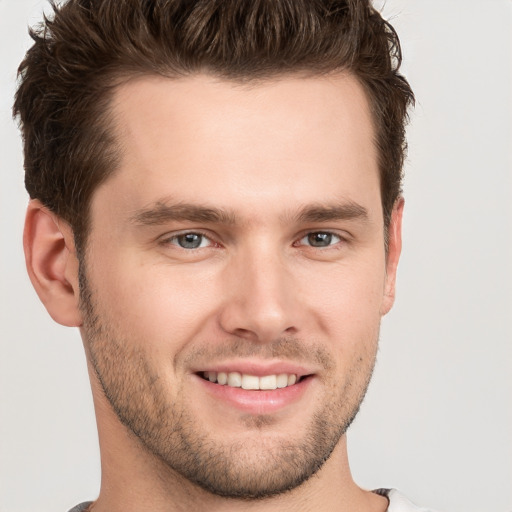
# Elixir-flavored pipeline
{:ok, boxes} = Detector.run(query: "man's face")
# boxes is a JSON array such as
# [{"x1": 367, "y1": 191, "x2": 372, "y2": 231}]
[{"x1": 80, "y1": 74, "x2": 400, "y2": 498}]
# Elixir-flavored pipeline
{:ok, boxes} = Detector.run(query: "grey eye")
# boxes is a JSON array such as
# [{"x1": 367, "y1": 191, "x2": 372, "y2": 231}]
[
  {"x1": 175, "y1": 233, "x2": 206, "y2": 249},
  {"x1": 299, "y1": 232, "x2": 342, "y2": 248},
  {"x1": 307, "y1": 232, "x2": 333, "y2": 247}
]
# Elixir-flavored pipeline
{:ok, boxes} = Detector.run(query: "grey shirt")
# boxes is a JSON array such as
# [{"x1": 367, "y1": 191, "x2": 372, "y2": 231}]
[{"x1": 67, "y1": 489, "x2": 440, "y2": 511}]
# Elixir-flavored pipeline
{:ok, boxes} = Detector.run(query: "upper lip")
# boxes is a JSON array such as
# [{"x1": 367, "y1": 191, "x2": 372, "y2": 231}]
[{"x1": 191, "y1": 360, "x2": 316, "y2": 378}]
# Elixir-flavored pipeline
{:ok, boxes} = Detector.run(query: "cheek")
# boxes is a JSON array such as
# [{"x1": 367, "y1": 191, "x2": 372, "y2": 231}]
[
  {"x1": 86, "y1": 253, "x2": 220, "y2": 353},
  {"x1": 302, "y1": 259, "x2": 386, "y2": 345},
  {"x1": 309, "y1": 258, "x2": 386, "y2": 311}
]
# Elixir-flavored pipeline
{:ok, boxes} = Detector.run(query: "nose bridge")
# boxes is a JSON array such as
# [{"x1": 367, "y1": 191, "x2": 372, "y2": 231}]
[{"x1": 219, "y1": 240, "x2": 299, "y2": 341}]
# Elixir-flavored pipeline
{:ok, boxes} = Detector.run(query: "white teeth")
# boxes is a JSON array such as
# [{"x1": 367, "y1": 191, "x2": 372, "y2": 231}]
[
  {"x1": 276, "y1": 373, "x2": 288, "y2": 388},
  {"x1": 227, "y1": 372, "x2": 242, "y2": 388},
  {"x1": 242, "y1": 374, "x2": 260, "y2": 390},
  {"x1": 259, "y1": 375, "x2": 277, "y2": 390},
  {"x1": 203, "y1": 371, "x2": 300, "y2": 390}
]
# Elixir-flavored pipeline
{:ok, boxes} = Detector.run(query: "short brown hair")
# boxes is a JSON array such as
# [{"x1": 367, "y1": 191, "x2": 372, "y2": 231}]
[{"x1": 13, "y1": 0, "x2": 414, "y2": 254}]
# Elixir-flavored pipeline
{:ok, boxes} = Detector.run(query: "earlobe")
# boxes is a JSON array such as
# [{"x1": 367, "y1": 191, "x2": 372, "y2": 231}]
[
  {"x1": 380, "y1": 197, "x2": 404, "y2": 316},
  {"x1": 24, "y1": 200, "x2": 83, "y2": 327}
]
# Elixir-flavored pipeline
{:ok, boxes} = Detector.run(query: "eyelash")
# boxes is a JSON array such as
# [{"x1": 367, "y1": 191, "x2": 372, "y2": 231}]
[
  {"x1": 294, "y1": 231, "x2": 343, "y2": 249},
  {"x1": 161, "y1": 231, "x2": 218, "y2": 250},
  {"x1": 160, "y1": 230, "x2": 346, "y2": 250}
]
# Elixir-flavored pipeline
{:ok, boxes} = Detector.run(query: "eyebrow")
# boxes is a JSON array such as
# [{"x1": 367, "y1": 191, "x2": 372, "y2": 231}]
[
  {"x1": 129, "y1": 201, "x2": 237, "y2": 226},
  {"x1": 129, "y1": 199, "x2": 369, "y2": 227},
  {"x1": 292, "y1": 201, "x2": 369, "y2": 224}
]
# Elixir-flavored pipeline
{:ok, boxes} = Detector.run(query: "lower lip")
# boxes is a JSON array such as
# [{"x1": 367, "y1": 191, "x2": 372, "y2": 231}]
[{"x1": 194, "y1": 375, "x2": 313, "y2": 414}]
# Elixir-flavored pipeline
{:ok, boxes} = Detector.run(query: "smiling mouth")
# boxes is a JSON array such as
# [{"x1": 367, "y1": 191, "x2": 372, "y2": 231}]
[{"x1": 199, "y1": 371, "x2": 307, "y2": 390}]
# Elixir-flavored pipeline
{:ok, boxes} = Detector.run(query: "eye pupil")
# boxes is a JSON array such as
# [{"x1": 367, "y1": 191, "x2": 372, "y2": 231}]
[
  {"x1": 308, "y1": 232, "x2": 332, "y2": 247},
  {"x1": 178, "y1": 233, "x2": 202, "y2": 249}
]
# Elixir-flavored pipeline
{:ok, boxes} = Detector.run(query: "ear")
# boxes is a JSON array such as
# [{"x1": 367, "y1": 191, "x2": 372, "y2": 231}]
[
  {"x1": 380, "y1": 197, "x2": 404, "y2": 316},
  {"x1": 23, "y1": 200, "x2": 83, "y2": 327}
]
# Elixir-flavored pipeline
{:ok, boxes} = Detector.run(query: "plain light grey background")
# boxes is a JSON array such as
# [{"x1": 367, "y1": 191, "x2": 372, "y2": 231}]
[{"x1": 1, "y1": 1, "x2": 511, "y2": 511}]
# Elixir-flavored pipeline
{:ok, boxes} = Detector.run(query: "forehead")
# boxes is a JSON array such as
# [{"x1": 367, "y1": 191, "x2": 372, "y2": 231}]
[{"x1": 95, "y1": 73, "x2": 379, "y2": 222}]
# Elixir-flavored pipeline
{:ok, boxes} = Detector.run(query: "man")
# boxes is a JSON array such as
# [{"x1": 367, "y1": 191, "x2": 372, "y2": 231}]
[{"x1": 13, "y1": 0, "x2": 429, "y2": 510}]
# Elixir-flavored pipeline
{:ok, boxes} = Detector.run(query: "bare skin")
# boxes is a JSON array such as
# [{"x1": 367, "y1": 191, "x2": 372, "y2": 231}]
[{"x1": 24, "y1": 73, "x2": 402, "y2": 512}]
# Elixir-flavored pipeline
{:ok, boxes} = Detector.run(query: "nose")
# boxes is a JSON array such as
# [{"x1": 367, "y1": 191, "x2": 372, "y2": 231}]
[{"x1": 218, "y1": 248, "x2": 300, "y2": 343}]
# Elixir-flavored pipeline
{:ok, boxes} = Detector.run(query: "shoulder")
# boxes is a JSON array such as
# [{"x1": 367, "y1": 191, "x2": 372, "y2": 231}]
[
  {"x1": 67, "y1": 503, "x2": 93, "y2": 512},
  {"x1": 375, "y1": 489, "x2": 442, "y2": 512}
]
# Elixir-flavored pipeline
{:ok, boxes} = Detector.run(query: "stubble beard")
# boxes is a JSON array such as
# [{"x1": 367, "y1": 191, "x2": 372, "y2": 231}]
[{"x1": 79, "y1": 265, "x2": 378, "y2": 500}]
